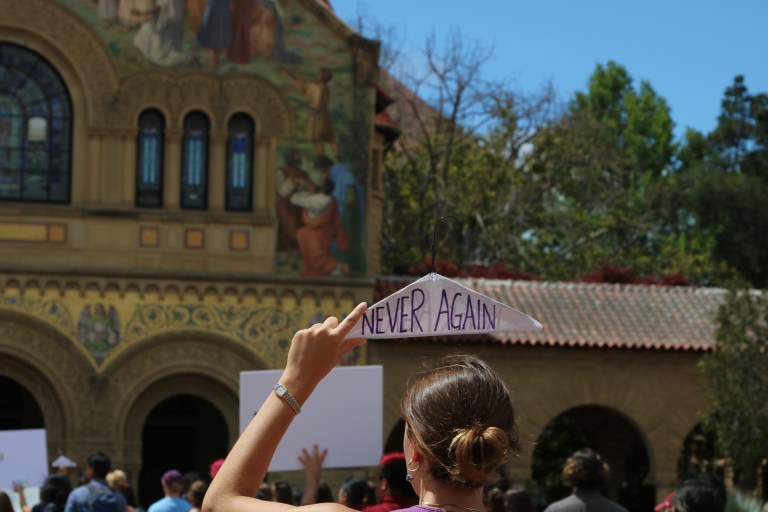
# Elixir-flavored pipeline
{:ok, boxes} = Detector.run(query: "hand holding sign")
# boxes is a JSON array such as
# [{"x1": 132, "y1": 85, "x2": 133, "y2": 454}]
[{"x1": 345, "y1": 273, "x2": 542, "y2": 339}]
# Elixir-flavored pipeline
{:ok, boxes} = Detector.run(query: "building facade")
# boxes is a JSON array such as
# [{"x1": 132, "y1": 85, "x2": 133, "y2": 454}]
[
  {"x1": 1, "y1": 1, "x2": 718, "y2": 508},
  {"x1": 0, "y1": 0, "x2": 383, "y2": 503}
]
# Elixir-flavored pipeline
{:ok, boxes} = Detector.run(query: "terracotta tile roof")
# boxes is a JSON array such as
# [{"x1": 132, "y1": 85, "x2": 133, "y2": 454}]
[
  {"x1": 374, "y1": 276, "x2": 727, "y2": 351},
  {"x1": 374, "y1": 109, "x2": 400, "y2": 141}
]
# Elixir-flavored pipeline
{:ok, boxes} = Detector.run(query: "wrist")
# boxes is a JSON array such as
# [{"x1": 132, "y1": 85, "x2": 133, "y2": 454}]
[
  {"x1": 272, "y1": 383, "x2": 301, "y2": 415},
  {"x1": 278, "y1": 371, "x2": 317, "y2": 406}
]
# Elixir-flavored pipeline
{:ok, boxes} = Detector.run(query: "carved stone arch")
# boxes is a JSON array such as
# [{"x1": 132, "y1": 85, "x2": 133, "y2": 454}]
[
  {"x1": 300, "y1": 290, "x2": 321, "y2": 307},
  {"x1": 102, "y1": 329, "x2": 263, "y2": 384},
  {"x1": 131, "y1": 104, "x2": 174, "y2": 130},
  {"x1": 175, "y1": 73, "x2": 222, "y2": 127},
  {"x1": 0, "y1": 310, "x2": 94, "y2": 450},
  {"x1": 243, "y1": 288, "x2": 261, "y2": 303},
  {"x1": 0, "y1": 0, "x2": 119, "y2": 126},
  {"x1": 182, "y1": 285, "x2": 202, "y2": 301},
  {"x1": 202, "y1": 286, "x2": 220, "y2": 300},
  {"x1": 223, "y1": 108, "x2": 256, "y2": 127},
  {"x1": 222, "y1": 286, "x2": 239, "y2": 298},
  {"x1": 0, "y1": 357, "x2": 66, "y2": 458},
  {"x1": 107, "y1": 330, "x2": 265, "y2": 471},
  {"x1": 528, "y1": 402, "x2": 658, "y2": 507},
  {"x1": 531, "y1": 402, "x2": 650, "y2": 454},
  {"x1": 23, "y1": 279, "x2": 42, "y2": 293},
  {"x1": 43, "y1": 280, "x2": 63, "y2": 296},
  {"x1": 526, "y1": 390, "x2": 655, "y2": 481},
  {"x1": 118, "y1": 72, "x2": 181, "y2": 127},
  {"x1": 120, "y1": 374, "x2": 239, "y2": 448},
  {"x1": 162, "y1": 284, "x2": 182, "y2": 300},
  {"x1": 178, "y1": 104, "x2": 218, "y2": 133},
  {"x1": 220, "y1": 77, "x2": 293, "y2": 137},
  {"x1": 84, "y1": 281, "x2": 102, "y2": 295}
]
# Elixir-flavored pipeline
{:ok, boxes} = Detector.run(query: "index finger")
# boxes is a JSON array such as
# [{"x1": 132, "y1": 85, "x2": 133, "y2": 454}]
[{"x1": 333, "y1": 302, "x2": 367, "y2": 337}]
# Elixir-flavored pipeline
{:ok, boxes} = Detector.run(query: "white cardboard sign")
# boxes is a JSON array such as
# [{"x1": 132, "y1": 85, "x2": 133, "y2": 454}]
[
  {"x1": 0, "y1": 429, "x2": 48, "y2": 510},
  {"x1": 240, "y1": 366, "x2": 383, "y2": 472},
  {"x1": 346, "y1": 273, "x2": 543, "y2": 339}
]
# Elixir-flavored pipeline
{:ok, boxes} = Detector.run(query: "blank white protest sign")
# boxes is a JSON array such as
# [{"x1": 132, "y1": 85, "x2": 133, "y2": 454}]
[
  {"x1": 240, "y1": 366, "x2": 383, "y2": 472},
  {"x1": 0, "y1": 428, "x2": 47, "y2": 512}
]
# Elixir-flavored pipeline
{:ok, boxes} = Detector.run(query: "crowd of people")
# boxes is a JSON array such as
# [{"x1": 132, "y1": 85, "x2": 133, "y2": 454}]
[
  {"x1": 0, "y1": 304, "x2": 735, "y2": 512},
  {"x1": 0, "y1": 424, "x2": 734, "y2": 512}
]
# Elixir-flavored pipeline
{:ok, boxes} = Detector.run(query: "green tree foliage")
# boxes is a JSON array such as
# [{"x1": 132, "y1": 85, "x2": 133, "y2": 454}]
[
  {"x1": 520, "y1": 62, "x2": 715, "y2": 281},
  {"x1": 380, "y1": 31, "x2": 558, "y2": 273},
  {"x1": 682, "y1": 76, "x2": 768, "y2": 287},
  {"x1": 378, "y1": 33, "x2": 762, "y2": 285},
  {"x1": 699, "y1": 288, "x2": 768, "y2": 485}
]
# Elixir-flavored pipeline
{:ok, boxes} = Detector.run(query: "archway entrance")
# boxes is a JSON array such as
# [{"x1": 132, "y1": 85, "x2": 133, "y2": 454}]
[
  {"x1": 678, "y1": 423, "x2": 720, "y2": 478},
  {"x1": 138, "y1": 395, "x2": 228, "y2": 508},
  {"x1": 531, "y1": 405, "x2": 653, "y2": 512},
  {"x1": 0, "y1": 375, "x2": 44, "y2": 429},
  {"x1": 384, "y1": 419, "x2": 406, "y2": 455}
]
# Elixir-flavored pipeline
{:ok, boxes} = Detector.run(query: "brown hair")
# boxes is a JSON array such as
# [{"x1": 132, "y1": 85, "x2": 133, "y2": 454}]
[
  {"x1": 562, "y1": 448, "x2": 610, "y2": 489},
  {"x1": 400, "y1": 354, "x2": 519, "y2": 488},
  {"x1": 0, "y1": 492, "x2": 12, "y2": 512},
  {"x1": 188, "y1": 480, "x2": 207, "y2": 509}
]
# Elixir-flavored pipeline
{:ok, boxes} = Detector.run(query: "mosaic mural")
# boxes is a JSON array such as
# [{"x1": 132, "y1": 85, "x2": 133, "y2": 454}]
[
  {"x1": 1, "y1": 291, "x2": 363, "y2": 367},
  {"x1": 77, "y1": 303, "x2": 121, "y2": 358},
  {"x1": 53, "y1": 0, "x2": 370, "y2": 277}
]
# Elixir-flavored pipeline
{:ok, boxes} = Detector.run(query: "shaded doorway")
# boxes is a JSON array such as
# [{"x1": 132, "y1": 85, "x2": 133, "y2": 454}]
[
  {"x1": 383, "y1": 419, "x2": 405, "y2": 455},
  {"x1": 530, "y1": 405, "x2": 654, "y2": 512},
  {"x1": 678, "y1": 423, "x2": 720, "y2": 478},
  {"x1": 138, "y1": 395, "x2": 228, "y2": 508},
  {"x1": 0, "y1": 375, "x2": 44, "y2": 429},
  {"x1": 678, "y1": 424, "x2": 768, "y2": 503}
]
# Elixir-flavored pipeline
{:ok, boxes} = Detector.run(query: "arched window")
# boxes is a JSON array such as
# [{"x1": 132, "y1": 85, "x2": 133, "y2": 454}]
[
  {"x1": 136, "y1": 109, "x2": 165, "y2": 207},
  {"x1": 226, "y1": 114, "x2": 254, "y2": 211},
  {"x1": 181, "y1": 111, "x2": 209, "y2": 209},
  {"x1": 0, "y1": 42, "x2": 72, "y2": 203}
]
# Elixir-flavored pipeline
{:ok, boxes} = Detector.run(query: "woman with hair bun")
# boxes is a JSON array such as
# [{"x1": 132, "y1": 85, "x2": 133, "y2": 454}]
[
  {"x1": 398, "y1": 355, "x2": 519, "y2": 512},
  {"x1": 203, "y1": 303, "x2": 520, "y2": 512}
]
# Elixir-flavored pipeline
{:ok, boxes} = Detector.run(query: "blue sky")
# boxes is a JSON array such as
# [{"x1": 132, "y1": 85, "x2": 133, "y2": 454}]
[{"x1": 330, "y1": 0, "x2": 768, "y2": 140}]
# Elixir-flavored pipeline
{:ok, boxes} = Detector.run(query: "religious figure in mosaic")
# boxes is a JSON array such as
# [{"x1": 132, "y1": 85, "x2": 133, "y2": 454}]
[
  {"x1": 118, "y1": 0, "x2": 151, "y2": 31},
  {"x1": 281, "y1": 68, "x2": 339, "y2": 157},
  {"x1": 196, "y1": 0, "x2": 232, "y2": 68},
  {"x1": 77, "y1": 303, "x2": 121, "y2": 356},
  {"x1": 132, "y1": 0, "x2": 190, "y2": 66},
  {"x1": 95, "y1": 0, "x2": 119, "y2": 28},
  {"x1": 185, "y1": 0, "x2": 208, "y2": 36}
]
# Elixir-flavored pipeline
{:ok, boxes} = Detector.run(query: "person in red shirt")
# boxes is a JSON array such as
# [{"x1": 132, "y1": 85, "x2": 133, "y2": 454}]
[{"x1": 362, "y1": 453, "x2": 417, "y2": 512}]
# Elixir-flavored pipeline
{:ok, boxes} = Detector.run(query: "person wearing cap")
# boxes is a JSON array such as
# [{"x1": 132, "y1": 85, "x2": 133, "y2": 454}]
[
  {"x1": 361, "y1": 453, "x2": 418, "y2": 512},
  {"x1": 147, "y1": 470, "x2": 192, "y2": 512},
  {"x1": 64, "y1": 452, "x2": 128, "y2": 512},
  {"x1": 544, "y1": 448, "x2": 628, "y2": 512}
]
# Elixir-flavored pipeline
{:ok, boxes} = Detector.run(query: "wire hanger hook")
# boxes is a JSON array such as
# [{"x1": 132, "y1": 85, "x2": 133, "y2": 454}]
[{"x1": 431, "y1": 215, "x2": 461, "y2": 274}]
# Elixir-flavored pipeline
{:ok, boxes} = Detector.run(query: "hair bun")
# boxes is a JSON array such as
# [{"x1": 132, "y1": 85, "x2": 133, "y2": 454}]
[{"x1": 448, "y1": 425, "x2": 511, "y2": 487}]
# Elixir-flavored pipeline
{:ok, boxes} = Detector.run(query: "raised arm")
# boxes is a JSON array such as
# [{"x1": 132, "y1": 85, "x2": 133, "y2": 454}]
[
  {"x1": 13, "y1": 483, "x2": 32, "y2": 512},
  {"x1": 202, "y1": 303, "x2": 368, "y2": 512},
  {"x1": 298, "y1": 445, "x2": 327, "y2": 506}
]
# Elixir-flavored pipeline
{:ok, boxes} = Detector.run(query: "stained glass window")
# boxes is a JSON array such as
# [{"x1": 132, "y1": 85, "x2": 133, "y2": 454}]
[
  {"x1": 0, "y1": 43, "x2": 72, "y2": 203},
  {"x1": 225, "y1": 114, "x2": 254, "y2": 212},
  {"x1": 181, "y1": 111, "x2": 209, "y2": 209},
  {"x1": 136, "y1": 109, "x2": 164, "y2": 207}
]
